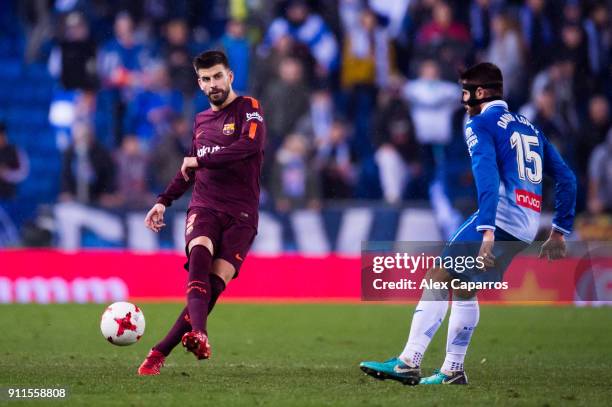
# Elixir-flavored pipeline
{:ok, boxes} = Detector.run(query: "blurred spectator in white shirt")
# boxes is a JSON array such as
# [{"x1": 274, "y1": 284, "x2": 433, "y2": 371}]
[
  {"x1": 373, "y1": 84, "x2": 422, "y2": 204},
  {"x1": 402, "y1": 59, "x2": 461, "y2": 145}
]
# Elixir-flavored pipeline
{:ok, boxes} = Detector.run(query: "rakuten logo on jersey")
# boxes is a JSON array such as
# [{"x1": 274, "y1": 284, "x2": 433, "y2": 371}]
[
  {"x1": 515, "y1": 189, "x2": 542, "y2": 212},
  {"x1": 197, "y1": 145, "x2": 222, "y2": 157}
]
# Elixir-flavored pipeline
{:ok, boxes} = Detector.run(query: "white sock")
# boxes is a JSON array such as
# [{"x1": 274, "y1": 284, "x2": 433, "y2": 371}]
[
  {"x1": 399, "y1": 289, "x2": 449, "y2": 367},
  {"x1": 441, "y1": 298, "x2": 480, "y2": 374}
]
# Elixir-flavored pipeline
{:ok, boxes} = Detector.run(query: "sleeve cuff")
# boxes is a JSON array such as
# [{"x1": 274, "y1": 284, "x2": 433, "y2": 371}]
[
  {"x1": 156, "y1": 196, "x2": 172, "y2": 207},
  {"x1": 196, "y1": 156, "x2": 206, "y2": 168},
  {"x1": 476, "y1": 225, "x2": 496, "y2": 232},
  {"x1": 552, "y1": 224, "x2": 571, "y2": 235}
]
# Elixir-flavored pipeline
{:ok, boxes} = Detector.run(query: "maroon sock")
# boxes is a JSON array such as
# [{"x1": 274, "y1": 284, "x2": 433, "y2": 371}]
[
  {"x1": 153, "y1": 307, "x2": 191, "y2": 356},
  {"x1": 208, "y1": 274, "x2": 227, "y2": 313},
  {"x1": 186, "y1": 245, "x2": 213, "y2": 332}
]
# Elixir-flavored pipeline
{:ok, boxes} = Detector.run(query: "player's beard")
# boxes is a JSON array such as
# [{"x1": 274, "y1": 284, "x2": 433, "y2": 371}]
[{"x1": 207, "y1": 87, "x2": 230, "y2": 106}]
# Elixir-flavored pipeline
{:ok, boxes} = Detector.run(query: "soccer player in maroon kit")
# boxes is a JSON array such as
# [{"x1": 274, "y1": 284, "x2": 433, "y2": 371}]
[{"x1": 138, "y1": 50, "x2": 266, "y2": 375}]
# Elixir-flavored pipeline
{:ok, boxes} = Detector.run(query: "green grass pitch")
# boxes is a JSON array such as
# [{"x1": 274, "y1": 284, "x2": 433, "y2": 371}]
[{"x1": 1, "y1": 303, "x2": 611, "y2": 406}]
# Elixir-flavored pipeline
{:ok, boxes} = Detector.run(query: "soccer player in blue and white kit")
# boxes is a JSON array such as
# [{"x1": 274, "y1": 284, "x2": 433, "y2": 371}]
[{"x1": 360, "y1": 63, "x2": 577, "y2": 385}]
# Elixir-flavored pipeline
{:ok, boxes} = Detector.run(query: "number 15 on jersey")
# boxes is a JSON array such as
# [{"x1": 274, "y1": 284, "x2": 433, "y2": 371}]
[{"x1": 510, "y1": 132, "x2": 542, "y2": 184}]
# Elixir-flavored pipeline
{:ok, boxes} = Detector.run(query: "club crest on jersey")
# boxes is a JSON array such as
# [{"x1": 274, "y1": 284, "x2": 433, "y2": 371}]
[
  {"x1": 246, "y1": 112, "x2": 263, "y2": 122},
  {"x1": 222, "y1": 123, "x2": 235, "y2": 135}
]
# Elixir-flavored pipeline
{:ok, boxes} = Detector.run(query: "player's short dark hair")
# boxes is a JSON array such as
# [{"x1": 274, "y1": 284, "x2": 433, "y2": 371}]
[
  {"x1": 460, "y1": 62, "x2": 503, "y2": 94},
  {"x1": 193, "y1": 50, "x2": 230, "y2": 71}
]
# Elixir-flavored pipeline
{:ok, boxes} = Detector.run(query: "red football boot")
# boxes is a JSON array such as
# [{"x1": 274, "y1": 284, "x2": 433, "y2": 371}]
[
  {"x1": 181, "y1": 330, "x2": 212, "y2": 360},
  {"x1": 137, "y1": 349, "x2": 166, "y2": 375}
]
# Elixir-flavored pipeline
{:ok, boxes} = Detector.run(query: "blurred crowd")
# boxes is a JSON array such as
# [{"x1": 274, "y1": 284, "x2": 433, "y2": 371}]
[{"x1": 2, "y1": 0, "x2": 612, "y2": 230}]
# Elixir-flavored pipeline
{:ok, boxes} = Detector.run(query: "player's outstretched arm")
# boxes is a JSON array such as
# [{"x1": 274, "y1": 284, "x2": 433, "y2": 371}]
[
  {"x1": 157, "y1": 138, "x2": 198, "y2": 207},
  {"x1": 146, "y1": 162, "x2": 195, "y2": 232},
  {"x1": 144, "y1": 203, "x2": 166, "y2": 232},
  {"x1": 156, "y1": 167, "x2": 196, "y2": 207}
]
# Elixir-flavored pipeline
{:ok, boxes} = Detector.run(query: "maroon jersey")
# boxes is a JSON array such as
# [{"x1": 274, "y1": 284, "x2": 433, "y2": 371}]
[{"x1": 157, "y1": 96, "x2": 266, "y2": 228}]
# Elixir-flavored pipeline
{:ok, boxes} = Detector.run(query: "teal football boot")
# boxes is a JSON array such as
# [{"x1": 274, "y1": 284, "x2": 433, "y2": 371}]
[
  {"x1": 419, "y1": 369, "x2": 468, "y2": 385},
  {"x1": 359, "y1": 357, "x2": 420, "y2": 385}
]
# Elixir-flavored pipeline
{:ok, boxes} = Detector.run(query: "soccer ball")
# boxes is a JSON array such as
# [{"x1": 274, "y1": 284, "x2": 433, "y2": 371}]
[{"x1": 100, "y1": 302, "x2": 145, "y2": 346}]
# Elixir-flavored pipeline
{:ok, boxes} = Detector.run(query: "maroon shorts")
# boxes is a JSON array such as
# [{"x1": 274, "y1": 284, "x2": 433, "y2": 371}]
[{"x1": 184, "y1": 206, "x2": 257, "y2": 277}]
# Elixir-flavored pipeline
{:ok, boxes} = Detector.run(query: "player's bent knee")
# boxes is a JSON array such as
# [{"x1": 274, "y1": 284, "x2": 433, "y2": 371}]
[
  {"x1": 212, "y1": 259, "x2": 236, "y2": 285},
  {"x1": 188, "y1": 236, "x2": 214, "y2": 256}
]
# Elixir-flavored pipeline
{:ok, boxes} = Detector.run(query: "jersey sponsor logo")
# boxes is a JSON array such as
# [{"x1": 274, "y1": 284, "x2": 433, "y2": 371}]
[
  {"x1": 515, "y1": 189, "x2": 542, "y2": 212},
  {"x1": 465, "y1": 127, "x2": 478, "y2": 156},
  {"x1": 222, "y1": 123, "x2": 235, "y2": 135},
  {"x1": 197, "y1": 145, "x2": 222, "y2": 157},
  {"x1": 246, "y1": 112, "x2": 263, "y2": 122}
]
